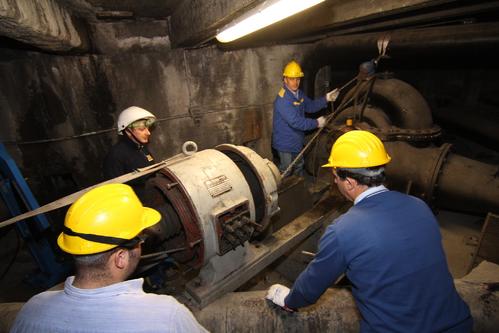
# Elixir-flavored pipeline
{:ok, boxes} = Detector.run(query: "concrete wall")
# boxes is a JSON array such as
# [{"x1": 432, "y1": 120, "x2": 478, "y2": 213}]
[
  {"x1": 0, "y1": 23, "x2": 305, "y2": 205},
  {"x1": 2, "y1": 19, "x2": 499, "y2": 214}
]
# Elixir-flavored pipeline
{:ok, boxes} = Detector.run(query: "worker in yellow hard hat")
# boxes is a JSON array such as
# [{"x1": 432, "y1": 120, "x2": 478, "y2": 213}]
[
  {"x1": 267, "y1": 130, "x2": 472, "y2": 332},
  {"x1": 11, "y1": 184, "x2": 208, "y2": 333},
  {"x1": 104, "y1": 106, "x2": 158, "y2": 201},
  {"x1": 272, "y1": 60, "x2": 339, "y2": 176}
]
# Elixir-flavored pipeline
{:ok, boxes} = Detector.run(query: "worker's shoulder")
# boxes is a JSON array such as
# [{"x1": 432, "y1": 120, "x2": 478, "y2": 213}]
[
  {"x1": 106, "y1": 139, "x2": 134, "y2": 158},
  {"x1": 133, "y1": 292, "x2": 188, "y2": 309},
  {"x1": 15, "y1": 289, "x2": 64, "y2": 317},
  {"x1": 380, "y1": 190, "x2": 428, "y2": 208},
  {"x1": 131, "y1": 294, "x2": 203, "y2": 326},
  {"x1": 329, "y1": 213, "x2": 354, "y2": 232},
  {"x1": 328, "y1": 205, "x2": 376, "y2": 235},
  {"x1": 26, "y1": 289, "x2": 62, "y2": 303},
  {"x1": 274, "y1": 89, "x2": 294, "y2": 108},
  {"x1": 277, "y1": 87, "x2": 286, "y2": 98}
]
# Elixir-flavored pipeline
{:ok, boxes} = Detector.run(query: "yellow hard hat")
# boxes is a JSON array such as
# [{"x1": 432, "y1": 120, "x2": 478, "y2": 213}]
[
  {"x1": 283, "y1": 60, "x2": 304, "y2": 78},
  {"x1": 57, "y1": 184, "x2": 161, "y2": 255},
  {"x1": 322, "y1": 130, "x2": 391, "y2": 168}
]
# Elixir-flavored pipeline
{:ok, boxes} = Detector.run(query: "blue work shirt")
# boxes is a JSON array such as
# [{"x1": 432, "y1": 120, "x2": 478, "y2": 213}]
[
  {"x1": 272, "y1": 86, "x2": 327, "y2": 153},
  {"x1": 285, "y1": 189, "x2": 472, "y2": 333}
]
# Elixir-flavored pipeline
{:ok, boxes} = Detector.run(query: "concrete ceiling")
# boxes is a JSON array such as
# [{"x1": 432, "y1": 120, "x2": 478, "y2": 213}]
[
  {"x1": 85, "y1": 0, "x2": 182, "y2": 19},
  {"x1": 0, "y1": 0, "x2": 498, "y2": 52}
]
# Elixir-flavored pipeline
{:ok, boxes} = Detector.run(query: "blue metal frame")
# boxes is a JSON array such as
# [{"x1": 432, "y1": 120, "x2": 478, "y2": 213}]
[{"x1": 0, "y1": 143, "x2": 69, "y2": 288}]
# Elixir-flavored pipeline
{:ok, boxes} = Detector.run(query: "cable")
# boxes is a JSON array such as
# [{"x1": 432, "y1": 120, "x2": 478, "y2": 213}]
[
  {"x1": 3, "y1": 102, "x2": 274, "y2": 146},
  {"x1": 281, "y1": 78, "x2": 364, "y2": 178}
]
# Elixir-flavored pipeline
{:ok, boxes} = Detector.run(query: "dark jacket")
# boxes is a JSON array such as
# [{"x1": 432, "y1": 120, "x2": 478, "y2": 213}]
[{"x1": 103, "y1": 135, "x2": 155, "y2": 201}]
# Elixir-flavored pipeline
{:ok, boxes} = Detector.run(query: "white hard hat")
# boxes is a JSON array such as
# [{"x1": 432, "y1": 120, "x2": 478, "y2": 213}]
[{"x1": 117, "y1": 106, "x2": 156, "y2": 134}]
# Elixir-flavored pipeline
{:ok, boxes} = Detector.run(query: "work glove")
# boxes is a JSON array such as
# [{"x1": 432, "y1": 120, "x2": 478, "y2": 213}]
[
  {"x1": 326, "y1": 88, "x2": 339, "y2": 102},
  {"x1": 265, "y1": 284, "x2": 290, "y2": 308},
  {"x1": 317, "y1": 116, "x2": 326, "y2": 128}
]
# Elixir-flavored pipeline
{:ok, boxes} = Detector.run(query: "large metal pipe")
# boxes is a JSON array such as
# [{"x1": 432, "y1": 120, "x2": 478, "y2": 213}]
[
  {"x1": 302, "y1": 22, "x2": 499, "y2": 84},
  {"x1": 305, "y1": 73, "x2": 498, "y2": 215},
  {"x1": 385, "y1": 141, "x2": 499, "y2": 215},
  {"x1": 334, "y1": 78, "x2": 434, "y2": 130},
  {"x1": 369, "y1": 78, "x2": 433, "y2": 129},
  {"x1": 193, "y1": 277, "x2": 498, "y2": 333},
  {"x1": 1, "y1": 277, "x2": 496, "y2": 332},
  {"x1": 436, "y1": 152, "x2": 499, "y2": 215},
  {"x1": 306, "y1": 135, "x2": 499, "y2": 215}
]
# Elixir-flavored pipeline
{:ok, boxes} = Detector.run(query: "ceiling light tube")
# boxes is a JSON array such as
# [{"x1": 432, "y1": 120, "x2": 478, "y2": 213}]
[{"x1": 216, "y1": 0, "x2": 325, "y2": 43}]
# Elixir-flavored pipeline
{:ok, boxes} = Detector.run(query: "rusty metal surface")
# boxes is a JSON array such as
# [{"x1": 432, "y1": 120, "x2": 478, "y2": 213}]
[
  {"x1": 149, "y1": 169, "x2": 205, "y2": 268},
  {"x1": 384, "y1": 142, "x2": 499, "y2": 214},
  {"x1": 468, "y1": 213, "x2": 499, "y2": 272},
  {"x1": 1, "y1": 262, "x2": 497, "y2": 333},
  {"x1": 194, "y1": 262, "x2": 499, "y2": 333},
  {"x1": 436, "y1": 154, "x2": 499, "y2": 215},
  {"x1": 195, "y1": 288, "x2": 360, "y2": 333},
  {"x1": 384, "y1": 142, "x2": 451, "y2": 203},
  {"x1": 193, "y1": 262, "x2": 499, "y2": 333},
  {"x1": 360, "y1": 123, "x2": 442, "y2": 142},
  {"x1": 0, "y1": 302, "x2": 23, "y2": 333}
]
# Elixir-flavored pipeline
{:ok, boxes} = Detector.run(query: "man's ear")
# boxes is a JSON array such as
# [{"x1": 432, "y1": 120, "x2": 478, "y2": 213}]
[
  {"x1": 113, "y1": 248, "x2": 129, "y2": 270},
  {"x1": 345, "y1": 177, "x2": 357, "y2": 191}
]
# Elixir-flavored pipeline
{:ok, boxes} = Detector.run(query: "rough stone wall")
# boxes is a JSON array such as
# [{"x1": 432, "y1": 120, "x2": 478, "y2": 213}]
[
  {"x1": 0, "y1": 51, "x2": 117, "y2": 202},
  {"x1": 0, "y1": 0, "x2": 82, "y2": 51},
  {"x1": 0, "y1": 33, "x2": 303, "y2": 206}
]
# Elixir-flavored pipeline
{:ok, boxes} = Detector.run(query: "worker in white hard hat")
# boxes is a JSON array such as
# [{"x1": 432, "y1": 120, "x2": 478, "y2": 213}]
[
  {"x1": 272, "y1": 60, "x2": 339, "y2": 176},
  {"x1": 103, "y1": 106, "x2": 157, "y2": 200}
]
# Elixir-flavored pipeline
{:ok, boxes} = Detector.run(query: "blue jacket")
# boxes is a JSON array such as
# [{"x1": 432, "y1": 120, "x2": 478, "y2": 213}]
[
  {"x1": 272, "y1": 86, "x2": 327, "y2": 153},
  {"x1": 285, "y1": 190, "x2": 472, "y2": 333}
]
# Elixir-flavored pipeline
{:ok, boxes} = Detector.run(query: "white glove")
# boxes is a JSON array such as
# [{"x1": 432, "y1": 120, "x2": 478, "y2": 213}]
[
  {"x1": 317, "y1": 116, "x2": 326, "y2": 128},
  {"x1": 265, "y1": 284, "x2": 290, "y2": 307},
  {"x1": 326, "y1": 88, "x2": 339, "y2": 102}
]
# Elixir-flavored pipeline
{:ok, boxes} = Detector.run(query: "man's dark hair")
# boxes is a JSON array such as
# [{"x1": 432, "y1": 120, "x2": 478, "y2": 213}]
[
  {"x1": 336, "y1": 166, "x2": 386, "y2": 187},
  {"x1": 73, "y1": 250, "x2": 115, "y2": 271}
]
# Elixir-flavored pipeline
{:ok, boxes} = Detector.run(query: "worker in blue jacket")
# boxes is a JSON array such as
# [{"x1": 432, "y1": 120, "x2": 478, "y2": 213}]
[
  {"x1": 272, "y1": 60, "x2": 339, "y2": 176},
  {"x1": 266, "y1": 130, "x2": 473, "y2": 333}
]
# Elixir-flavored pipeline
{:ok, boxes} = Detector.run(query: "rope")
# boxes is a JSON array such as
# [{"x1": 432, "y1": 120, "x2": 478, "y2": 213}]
[
  {"x1": 280, "y1": 75, "x2": 367, "y2": 178},
  {"x1": 0, "y1": 153, "x2": 190, "y2": 229}
]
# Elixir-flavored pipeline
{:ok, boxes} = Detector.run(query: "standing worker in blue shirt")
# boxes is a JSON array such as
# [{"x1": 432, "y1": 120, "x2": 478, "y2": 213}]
[
  {"x1": 272, "y1": 60, "x2": 339, "y2": 176},
  {"x1": 266, "y1": 130, "x2": 473, "y2": 332}
]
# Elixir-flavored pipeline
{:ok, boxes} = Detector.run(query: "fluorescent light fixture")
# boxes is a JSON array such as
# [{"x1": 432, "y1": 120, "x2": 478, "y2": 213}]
[{"x1": 216, "y1": 0, "x2": 325, "y2": 43}]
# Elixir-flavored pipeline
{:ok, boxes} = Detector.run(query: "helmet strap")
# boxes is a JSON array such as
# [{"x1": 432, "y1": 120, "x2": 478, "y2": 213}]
[{"x1": 63, "y1": 226, "x2": 142, "y2": 249}]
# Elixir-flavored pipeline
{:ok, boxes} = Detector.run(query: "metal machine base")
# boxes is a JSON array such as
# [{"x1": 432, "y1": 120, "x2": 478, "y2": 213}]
[{"x1": 185, "y1": 196, "x2": 341, "y2": 308}]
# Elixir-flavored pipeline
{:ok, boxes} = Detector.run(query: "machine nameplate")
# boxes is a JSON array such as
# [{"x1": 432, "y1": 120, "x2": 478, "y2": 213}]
[{"x1": 205, "y1": 175, "x2": 232, "y2": 197}]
